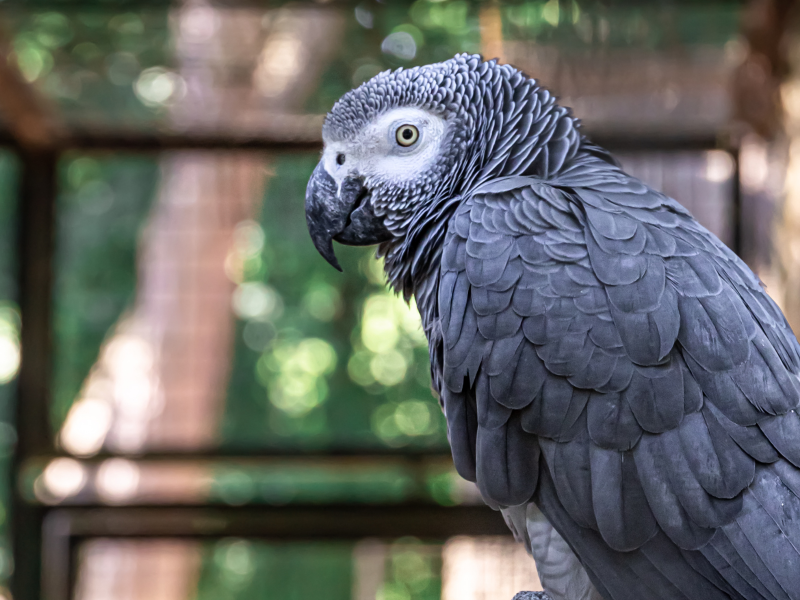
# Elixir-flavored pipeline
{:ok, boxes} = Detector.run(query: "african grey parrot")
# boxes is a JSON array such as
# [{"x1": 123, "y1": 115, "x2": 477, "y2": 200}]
[{"x1": 304, "y1": 54, "x2": 800, "y2": 600}]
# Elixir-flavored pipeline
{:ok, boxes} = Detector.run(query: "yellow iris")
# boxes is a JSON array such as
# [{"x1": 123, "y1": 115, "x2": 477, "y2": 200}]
[{"x1": 395, "y1": 124, "x2": 419, "y2": 146}]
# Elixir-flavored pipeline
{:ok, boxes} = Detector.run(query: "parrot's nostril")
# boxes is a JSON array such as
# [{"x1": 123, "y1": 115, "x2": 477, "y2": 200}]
[{"x1": 336, "y1": 153, "x2": 346, "y2": 166}]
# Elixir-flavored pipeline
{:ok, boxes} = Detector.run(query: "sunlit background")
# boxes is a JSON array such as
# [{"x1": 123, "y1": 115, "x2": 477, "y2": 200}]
[{"x1": 0, "y1": 0, "x2": 796, "y2": 599}]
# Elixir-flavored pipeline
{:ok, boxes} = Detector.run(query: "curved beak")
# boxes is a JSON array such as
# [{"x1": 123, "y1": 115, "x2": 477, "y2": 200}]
[{"x1": 304, "y1": 162, "x2": 392, "y2": 271}]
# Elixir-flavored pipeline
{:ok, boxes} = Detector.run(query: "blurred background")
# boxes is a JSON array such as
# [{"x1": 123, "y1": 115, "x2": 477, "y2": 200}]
[{"x1": 0, "y1": 0, "x2": 795, "y2": 598}]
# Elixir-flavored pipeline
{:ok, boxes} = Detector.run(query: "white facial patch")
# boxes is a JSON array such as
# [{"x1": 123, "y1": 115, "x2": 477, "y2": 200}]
[{"x1": 321, "y1": 107, "x2": 446, "y2": 191}]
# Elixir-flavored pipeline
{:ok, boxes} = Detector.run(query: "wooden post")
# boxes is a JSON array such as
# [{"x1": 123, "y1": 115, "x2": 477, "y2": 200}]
[
  {"x1": 0, "y1": 26, "x2": 61, "y2": 600},
  {"x1": 12, "y1": 149, "x2": 57, "y2": 600}
]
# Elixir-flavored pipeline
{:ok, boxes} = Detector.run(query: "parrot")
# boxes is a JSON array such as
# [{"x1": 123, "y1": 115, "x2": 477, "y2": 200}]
[{"x1": 304, "y1": 54, "x2": 800, "y2": 600}]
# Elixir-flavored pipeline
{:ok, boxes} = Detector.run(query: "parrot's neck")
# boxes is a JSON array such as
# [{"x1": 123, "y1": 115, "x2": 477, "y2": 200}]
[
  {"x1": 472, "y1": 87, "x2": 582, "y2": 185},
  {"x1": 381, "y1": 75, "x2": 588, "y2": 336},
  {"x1": 378, "y1": 192, "x2": 462, "y2": 317}
]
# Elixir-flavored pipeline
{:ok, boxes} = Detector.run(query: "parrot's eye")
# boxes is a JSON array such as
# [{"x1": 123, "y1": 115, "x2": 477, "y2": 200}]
[{"x1": 395, "y1": 124, "x2": 419, "y2": 147}]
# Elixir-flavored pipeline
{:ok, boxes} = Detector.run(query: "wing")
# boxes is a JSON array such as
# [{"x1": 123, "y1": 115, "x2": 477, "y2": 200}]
[{"x1": 437, "y1": 150, "x2": 800, "y2": 600}]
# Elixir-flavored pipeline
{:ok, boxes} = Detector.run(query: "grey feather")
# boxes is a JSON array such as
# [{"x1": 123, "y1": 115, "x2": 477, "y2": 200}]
[{"x1": 590, "y1": 445, "x2": 657, "y2": 551}]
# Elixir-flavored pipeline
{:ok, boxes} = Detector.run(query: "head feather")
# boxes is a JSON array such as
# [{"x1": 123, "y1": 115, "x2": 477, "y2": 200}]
[{"x1": 325, "y1": 54, "x2": 583, "y2": 305}]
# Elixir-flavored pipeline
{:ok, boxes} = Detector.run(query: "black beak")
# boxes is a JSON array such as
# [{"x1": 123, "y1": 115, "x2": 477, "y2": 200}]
[{"x1": 304, "y1": 162, "x2": 392, "y2": 271}]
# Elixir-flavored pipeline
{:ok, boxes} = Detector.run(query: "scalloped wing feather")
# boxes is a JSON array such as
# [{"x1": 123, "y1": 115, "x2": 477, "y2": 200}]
[{"x1": 436, "y1": 153, "x2": 800, "y2": 599}]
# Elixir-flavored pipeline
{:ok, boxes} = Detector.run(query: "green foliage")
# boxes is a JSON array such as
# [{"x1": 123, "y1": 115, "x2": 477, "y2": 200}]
[
  {"x1": 223, "y1": 154, "x2": 448, "y2": 451},
  {"x1": 52, "y1": 154, "x2": 158, "y2": 428},
  {"x1": 378, "y1": 539, "x2": 442, "y2": 600},
  {"x1": 0, "y1": 152, "x2": 19, "y2": 593},
  {"x1": 308, "y1": 0, "x2": 740, "y2": 117},
  {"x1": 306, "y1": 0, "x2": 482, "y2": 114},
  {"x1": 0, "y1": 151, "x2": 19, "y2": 435},
  {"x1": 0, "y1": 154, "x2": 19, "y2": 307},
  {"x1": 208, "y1": 461, "x2": 418, "y2": 506},
  {"x1": 499, "y1": 0, "x2": 738, "y2": 47},
  {"x1": 192, "y1": 538, "x2": 442, "y2": 600},
  {"x1": 5, "y1": 1, "x2": 742, "y2": 125},
  {"x1": 7, "y1": 8, "x2": 172, "y2": 123},
  {"x1": 193, "y1": 539, "x2": 354, "y2": 600}
]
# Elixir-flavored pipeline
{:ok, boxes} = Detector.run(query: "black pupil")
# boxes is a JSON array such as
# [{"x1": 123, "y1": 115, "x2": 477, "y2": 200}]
[
  {"x1": 402, "y1": 128, "x2": 414, "y2": 140},
  {"x1": 336, "y1": 153, "x2": 345, "y2": 165}
]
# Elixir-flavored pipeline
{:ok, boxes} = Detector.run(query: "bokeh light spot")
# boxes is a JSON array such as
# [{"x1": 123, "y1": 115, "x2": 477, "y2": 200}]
[
  {"x1": 41, "y1": 458, "x2": 88, "y2": 501},
  {"x1": 0, "y1": 328, "x2": 19, "y2": 385},
  {"x1": 394, "y1": 400, "x2": 432, "y2": 436},
  {"x1": 381, "y1": 31, "x2": 416, "y2": 61},
  {"x1": 134, "y1": 67, "x2": 186, "y2": 107},
  {"x1": 302, "y1": 283, "x2": 341, "y2": 322},
  {"x1": 232, "y1": 282, "x2": 282, "y2": 320},
  {"x1": 370, "y1": 350, "x2": 407, "y2": 387}
]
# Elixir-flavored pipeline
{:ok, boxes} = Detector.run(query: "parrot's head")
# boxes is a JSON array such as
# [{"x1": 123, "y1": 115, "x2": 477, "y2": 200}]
[{"x1": 305, "y1": 53, "x2": 579, "y2": 275}]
